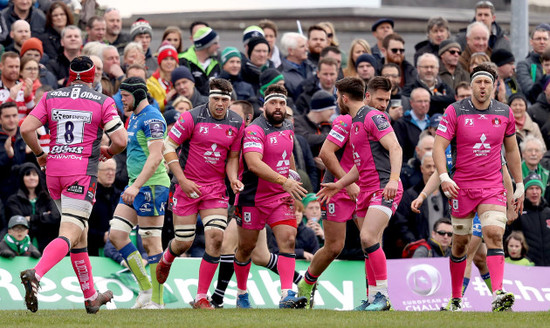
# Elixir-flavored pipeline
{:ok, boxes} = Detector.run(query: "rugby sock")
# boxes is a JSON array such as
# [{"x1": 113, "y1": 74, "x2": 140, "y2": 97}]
[
  {"x1": 212, "y1": 254, "x2": 235, "y2": 305},
  {"x1": 481, "y1": 272, "x2": 492, "y2": 292},
  {"x1": 364, "y1": 253, "x2": 376, "y2": 301},
  {"x1": 120, "y1": 242, "x2": 152, "y2": 291},
  {"x1": 149, "y1": 253, "x2": 164, "y2": 305},
  {"x1": 265, "y1": 253, "x2": 302, "y2": 284},
  {"x1": 486, "y1": 249, "x2": 505, "y2": 292},
  {"x1": 450, "y1": 255, "x2": 467, "y2": 299},
  {"x1": 278, "y1": 253, "x2": 296, "y2": 290},
  {"x1": 161, "y1": 243, "x2": 177, "y2": 265},
  {"x1": 365, "y1": 244, "x2": 387, "y2": 282},
  {"x1": 197, "y1": 252, "x2": 220, "y2": 296},
  {"x1": 303, "y1": 268, "x2": 319, "y2": 285},
  {"x1": 34, "y1": 236, "x2": 71, "y2": 278},
  {"x1": 462, "y1": 277, "x2": 470, "y2": 295},
  {"x1": 70, "y1": 248, "x2": 96, "y2": 300},
  {"x1": 234, "y1": 258, "x2": 251, "y2": 291}
]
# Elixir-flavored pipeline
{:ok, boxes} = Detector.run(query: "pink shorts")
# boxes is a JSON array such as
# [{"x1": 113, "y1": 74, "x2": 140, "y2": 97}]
[
  {"x1": 236, "y1": 196, "x2": 295, "y2": 230},
  {"x1": 172, "y1": 182, "x2": 228, "y2": 216},
  {"x1": 356, "y1": 185, "x2": 403, "y2": 219},
  {"x1": 46, "y1": 175, "x2": 97, "y2": 203},
  {"x1": 324, "y1": 190, "x2": 356, "y2": 223},
  {"x1": 450, "y1": 187, "x2": 507, "y2": 218}
]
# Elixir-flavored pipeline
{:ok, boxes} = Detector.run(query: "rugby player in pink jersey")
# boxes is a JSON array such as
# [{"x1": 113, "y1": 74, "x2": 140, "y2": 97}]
[
  {"x1": 233, "y1": 84, "x2": 308, "y2": 309},
  {"x1": 19, "y1": 56, "x2": 127, "y2": 313},
  {"x1": 317, "y1": 77, "x2": 403, "y2": 311},
  {"x1": 433, "y1": 63, "x2": 524, "y2": 312},
  {"x1": 297, "y1": 86, "x2": 360, "y2": 308},
  {"x1": 158, "y1": 78, "x2": 245, "y2": 309}
]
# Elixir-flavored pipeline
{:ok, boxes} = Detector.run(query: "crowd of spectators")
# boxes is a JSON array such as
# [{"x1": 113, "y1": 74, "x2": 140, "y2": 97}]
[{"x1": 0, "y1": 0, "x2": 549, "y2": 267}]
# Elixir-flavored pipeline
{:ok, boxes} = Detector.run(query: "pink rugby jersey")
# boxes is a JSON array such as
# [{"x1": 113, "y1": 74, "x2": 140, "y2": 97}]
[
  {"x1": 30, "y1": 84, "x2": 121, "y2": 177},
  {"x1": 168, "y1": 104, "x2": 244, "y2": 185},
  {"x1": 350, "y1": 106, "x2": 394, "y2": 191},
  {"x1": 237, "y1": 115, "x2": 294, "y2": 205},
  {"x1": 323, "y1": 114, "x2": 354, "y2": 184},
  {"x1": 436, "y1": 99, "x2": 515, "y2": 189}
]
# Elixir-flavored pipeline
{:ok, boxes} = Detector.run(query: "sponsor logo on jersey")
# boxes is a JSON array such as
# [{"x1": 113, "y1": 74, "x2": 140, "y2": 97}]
[
  {"x1": 372, "y1": 114, "x2": 390, "y2": 131},
  {"x1": 473, "y1": 133, "x2": 491, "y2": 156},
  {"x1": 243, "y1": 142, "x2": 262, "y2": 149},
  {"x1": 50, "y1": 145, "x2": 84, "y2": 154},
  {"x1": 437, "y1": 124, "x2": 447, "y2": 133},
  {"x1": 478, "y1": 114, "x2": 487, "y2": 120},
  {"x1": 199, "y1": 126, "x2": 209, "y2": 134},
  {"x1": 276, "y1": 150, "x2": 290, "y2": 172},
  {"x1": 139, "y1": 203, "x2": 152, "y2": 212},
  {"x1": 329, "y1": 130, "x2": 345, "y2": 142},
  {"x1": 247, "y1": 130, "x2": 257, "y2": 135},
  {"x1": 338, "y1": 120, "x2": 348, "y2": 127},
  {"x1": 52, "y1": 109, "x2": 92, "y2": 123},
  {"x1": 171, "y1": 128, "x2": 182, "y2": 138},
  {"x1": 270, "y1": 136, "x2": 278, "y2": 144},
  {"x1": 214, "y1": 124, "x2": 222, "y2": 129},
  {"x1": 464, "y1": 118, "x2": 474, "y2": 126},
  {"x1": 204, "y1": 143, "x2": 222, "y2": 164},
  {"x1": 67, "y1": 182, "x2": 84, "y2": 194}
]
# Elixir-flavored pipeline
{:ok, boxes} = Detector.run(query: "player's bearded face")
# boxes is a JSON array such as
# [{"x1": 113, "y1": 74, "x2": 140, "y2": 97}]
[
  {"x1": 337, "y1": 92, "x2": 349, "y2": 115},
  {"x1": 120, "y1": 91, "x2": 134, "y2": 111},
  {"x1": 264, "y1": 99, "x2": 286, "y2": 125}
]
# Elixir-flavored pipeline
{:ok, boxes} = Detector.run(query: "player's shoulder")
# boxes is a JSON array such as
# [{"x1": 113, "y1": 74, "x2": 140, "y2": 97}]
[
  {"x1": 489, "y1": 99, "x2": 511, "y2": 116},
  {"x1": 225, "y1": 109, "x2": 244, "y2": 128}
]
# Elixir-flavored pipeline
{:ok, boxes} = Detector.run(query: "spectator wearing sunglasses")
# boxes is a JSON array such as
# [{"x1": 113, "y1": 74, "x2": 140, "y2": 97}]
[
  {"x1": 380, "y1": 33, "x2": 417, "y2": 88},
  {"x1": 412, "y1": 218, "x2": 453, "y2": 258},
  {"x1": 438, "y1": 40, "x2": 470, "y2": 90}
]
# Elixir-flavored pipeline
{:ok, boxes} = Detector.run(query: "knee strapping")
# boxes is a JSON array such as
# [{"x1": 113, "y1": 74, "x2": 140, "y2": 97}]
[
  {"x1": 61, "y1": 213, "x2": 88, "y2": 230},
  {"x1": 480, "y1": 211, "x2": 507, "y2": 229},
  {"x1": 202, "y1": 215, "x2": 227, "y2": 231},
  {"x1": 138, "y1": 225, "x2": 163, "y2": 238},
  {"x1": 451, "y1": 217, "x2": 473, "y2": 235},
  {"x1": 109, "y1": 215, "x2": 134, "y2": 233},
  {"x1": 174, "y1": 224, "x2": 196, "y2": 241}
]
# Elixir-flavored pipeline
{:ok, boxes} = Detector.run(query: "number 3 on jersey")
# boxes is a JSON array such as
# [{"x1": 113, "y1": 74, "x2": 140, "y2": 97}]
[{"x1": 52, "y1": 109, "x2": 93, "y2": 145}]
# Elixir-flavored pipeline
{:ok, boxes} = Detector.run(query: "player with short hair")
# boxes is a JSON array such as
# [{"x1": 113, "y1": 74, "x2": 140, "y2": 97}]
[
  {"x1": 19, "y1": 56, "x2": 127, "y2": 313},
  {"x1": 432, "y1": 63, "x2": 523, "y2": 312},
  {"x1": 297, "y1": 78, "x2": 360, "y2": 308},
  {"x1": 317, "y1": 76, "x2": 403, "y2": 311},
  {"x1": 108, "y1": 77, "x2": 170, "y2": 309},
  {"x1": 157, "y1": 78, "x2": 245, "y2": 309},
  {"x1": 233, "y1": 84, "x2": 308, "y2": 309}
]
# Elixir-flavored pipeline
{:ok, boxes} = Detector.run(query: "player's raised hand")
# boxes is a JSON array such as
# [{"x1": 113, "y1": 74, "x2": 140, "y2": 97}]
[{"x1": 316, "y1": 182, "x2": 342, "y2": 204}]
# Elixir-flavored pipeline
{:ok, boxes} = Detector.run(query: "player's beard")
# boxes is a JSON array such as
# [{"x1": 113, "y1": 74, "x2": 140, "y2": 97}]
[{"x1": 265, "y1": 109, "x2": 285, "y2": 125}]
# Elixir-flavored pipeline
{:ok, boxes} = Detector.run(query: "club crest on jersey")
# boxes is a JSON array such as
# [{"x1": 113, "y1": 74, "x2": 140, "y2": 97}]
[
  {"x1": 372, "y1": 114, "x2": 390, "y2": 131},
  {"x1": 354, "y1": 125, "x2": 360, "y2": 134},
  {"x1": 226, "y1": 128, "x2": 234, "y2": 137},
  {"x1": 492, "y1": 117, "x2": 501, "y2": 127}
]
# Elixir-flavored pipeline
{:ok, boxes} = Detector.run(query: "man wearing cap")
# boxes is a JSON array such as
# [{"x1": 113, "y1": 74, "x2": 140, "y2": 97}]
[
  {"x1": 168, "y1": 66, "x2": 208, "y2": 109},
  {"x1": 0, "y1": 215, "x2": 41, "y2": 258},
  {"x1": 355, "y1": 54, "x2": 378, "y2": 86},
  {"x1": 516, "y1": 25, "x2": 550, "y2": 103},
  {"x1": 220, "y1": 46, "x2": 255, "y2": 103},
  {"x1": 394, "y1": 88, "x2": 431, "y2": 163},
  {"x1": 109, "y1": 77, "x2": 170, "y2": 309},
  {"x1": 129, "y1": 18, "x2": 157, "y2": 74},
  {"x1": 103, "y1": 8, "x2": 130, "y2": 55},
  {"x1": 146, "y1": 42, "x2": 178, "y2": 112},
  {"x1": 455, "y1": 0, "x2": 511, "y2": 54},
  {"x1": 403, "y1": 53, "x2": 455, "y2": 116},
  {"x1": 491, "y1": 49, "x2": 521, "y2": 103},
  {"x1": 295, "y1": 57, "x2": 339, "y2": 115},
  {"x1": 371, "y1": 18, "x2": 394, "y2": 62},
  {"x1": 241, "y1": 36, "x2": 273, "y2": 94},
  {"x1": 157, "y1": 78, "x2": 244, "y2": 309},
  {"x1": 438, "y1": 39, "x2": 470, "y2": 91},
  {"x1": 19, "y1": 55, "x2": 128, "y2": 313},
  {"x1": 294, "y1": 89, "x2": 335, "y2": 161},
  {"x1": 509, "y1": 173, "x2": 550, "y2": 266},
  {"x1": 179, "y1": 26, "x2": 221, "y2": 97},
  {"x1": 242, "y1": 25, "x2": 264, "y2": 53},
  {"x1": 233, "y1": 84, "x2": 308, "y2": 309},
  {"x1": 433, "y1": 63, "x2": 523, "y2": 312},
  {"x1": 46, "y1": 25, "x2": 83, "y2": 87},
  {"x1": 279, "y1": 32, "x2": 315, "y2": 102},
  {"x1": 414, "y1": 17, "x2": 451, "y2": 65},
  {"x1": 306, "y1": 25, "x2": 328, "y2": 67}
]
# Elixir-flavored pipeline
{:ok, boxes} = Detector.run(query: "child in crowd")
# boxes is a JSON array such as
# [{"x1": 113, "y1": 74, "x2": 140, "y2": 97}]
[
  {"x1": 0, "y1": 215, "x2": 41, "y2": 258},
  {"x1": 505, "y1": 231, "x2": 534, "y2": 266}
]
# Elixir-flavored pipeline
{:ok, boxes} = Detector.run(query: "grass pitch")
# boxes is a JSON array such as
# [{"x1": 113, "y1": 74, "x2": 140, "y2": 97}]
[{"x1": 0, "y1": 309, "x2": 548, "y2": 328}]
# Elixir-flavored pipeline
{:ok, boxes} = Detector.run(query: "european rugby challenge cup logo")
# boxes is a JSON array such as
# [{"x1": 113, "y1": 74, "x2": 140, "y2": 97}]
[{"x1": 406, "y1": 264, "x2": 442, "y2": 296}]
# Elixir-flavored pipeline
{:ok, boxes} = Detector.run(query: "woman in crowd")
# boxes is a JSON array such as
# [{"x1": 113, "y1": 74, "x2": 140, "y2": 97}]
[
  {"x1": 19, "y1": 57, "x2": 41, "y2": 98},
  {"x1": 146, "y1": 42, "x2": 179, "y2": 112},
  {"x1": 40, "y1": 1, "x2": 74, "y2": 61},
  {"x1": 343, "y1": 39, "x2": 371, "y2": 77},
  {"x1": 161, "y1": 26, "x2": 184, "y2": 56},
  {"x1": 508, "y1": 93, "x2": 543, "y2": 144},
  {"x1": 505, "y1": 231, "x2": 534, "y2": 266}
]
